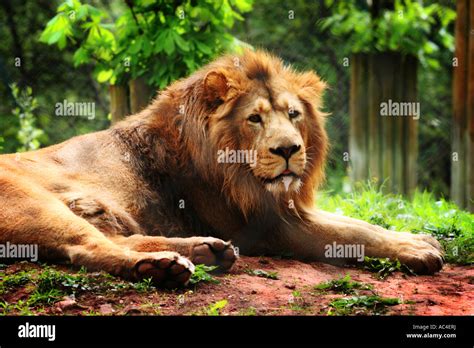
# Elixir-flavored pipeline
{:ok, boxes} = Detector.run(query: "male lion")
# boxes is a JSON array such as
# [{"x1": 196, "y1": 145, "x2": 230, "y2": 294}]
[{"x1": 0, "y1": 50, "x2": 443, "y2": 287}]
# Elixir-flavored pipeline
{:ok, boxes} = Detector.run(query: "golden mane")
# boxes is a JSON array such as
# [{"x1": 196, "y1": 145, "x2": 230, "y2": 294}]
[{"x1": 115, "y1": 49, "x2": 328, "y2": 218}]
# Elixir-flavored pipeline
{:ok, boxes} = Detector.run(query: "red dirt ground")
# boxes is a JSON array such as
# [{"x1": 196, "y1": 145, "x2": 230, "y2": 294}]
[{"x1": 2, "y1": 257, "x2": 473, "y2": 316}]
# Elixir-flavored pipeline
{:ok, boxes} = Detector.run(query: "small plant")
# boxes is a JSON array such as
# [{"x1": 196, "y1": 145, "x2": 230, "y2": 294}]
[
  {"x1": 132, "y1": 277, "x2": 155, "y2": 293},
  {"x1": 245, "y1": 269, "x2": 279, "y2": 280},
  {"x1": 363, "y1": 257, "x2": 415, "y2": 279},
  {"x1": 189, "y1": 264, "x2": 220, "y2": 285},
  {"x1": 36, "y1": 267, "x2": 93, "y2": 294},
  {"x1": 206, "y1": 299, "x2": 228, "y2": 316},
  {"x1": 27, "y1": 288, "x2": 64, "y2": 306},
  {"x1": 10, "y1": 83, "x2": 44, "y2": 152},
  {"x1": 288, "y1": 290, "x2": 310, "y2": 312},
  {"x1": 328, "y1": 295, "x2": 401, "y2": 315},
  {"x1": 314, "y1": 274, "x2": 373, "y2": 294}
]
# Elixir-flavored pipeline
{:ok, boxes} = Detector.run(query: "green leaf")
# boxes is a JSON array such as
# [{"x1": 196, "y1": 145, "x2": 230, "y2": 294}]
[
  {"x1": 73, "y1": 47, "x2": 90, "y2": 66},
  {"x1": 207, "y1": 300, "x2": 228, "y2": 316},
  {"x1": 96, "y1": 69, "x2": 113, "y2": 83},
  {"x1": 163, "y1": 30, "x2": 175, "y2": 55},
  {"x1": 129, "y1": 38, "x2": 143, "y2": 55},
  {"x1": 230, "y1": 0, "x2": 253, "y2": 13},
  {"x1": 195, "y1": 41, "x2": 212, "y2": 55},
  {"x1": 172, "y1": 32, "x2": 189, "y2": 52},
  {"x1": 46, "y1": 31, "x2": 63, "y2": 45}
]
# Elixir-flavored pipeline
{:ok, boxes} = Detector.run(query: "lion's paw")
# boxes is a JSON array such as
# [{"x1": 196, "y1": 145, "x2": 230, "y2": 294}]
[
  {"x1": 134, "y1": 251, "x2": 195, "y2": 288},
  {"x1": 191, "y1": 237, "x2": 237, "y2": 271},
  {"x1": 394, "y1": 234, "x2": 444, "y2": 274}
]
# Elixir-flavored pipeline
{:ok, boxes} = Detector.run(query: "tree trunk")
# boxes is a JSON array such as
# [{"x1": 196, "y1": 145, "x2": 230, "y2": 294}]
[
  {"x1": 129, "y1": 77, "x2": 154, "y2": 114},
  {"x1": 451, "y1": 0, "x2": 474, "y2": 212},
  {"x1": 349, "y1": 53, "x2": 418, "y2": 195},
  {"x1": 109, "y1": 84, "x2": 129, "y2": 124}
]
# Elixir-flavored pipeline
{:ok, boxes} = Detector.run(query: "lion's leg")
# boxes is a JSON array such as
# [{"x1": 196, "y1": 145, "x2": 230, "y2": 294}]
[
  {"x1": 0, "y1": 179, "x2": 194, "y2": 286},
  {"x1": 110, "y1": 235, "x2": 237, "y2": 270},
  {"x1": 278, "y1": 209, "x2": 443, "y2": 274}
]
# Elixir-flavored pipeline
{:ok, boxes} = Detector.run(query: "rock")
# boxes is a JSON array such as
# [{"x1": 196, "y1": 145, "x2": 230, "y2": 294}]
[
  {"x1": 99, "y1": 303, "x2": 115, "y2": 315},
  {"x1": 57, "y1": 296, "x2": 77, "y2": 310}
]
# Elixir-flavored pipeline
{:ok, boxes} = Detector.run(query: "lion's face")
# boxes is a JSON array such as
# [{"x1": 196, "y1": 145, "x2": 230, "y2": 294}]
[
  {"x1": 192, "y1": 50, "x2": 327, "y2": 206},
  {"x1": 230, "y1": 82, "x2": 307, "y2": 194}
]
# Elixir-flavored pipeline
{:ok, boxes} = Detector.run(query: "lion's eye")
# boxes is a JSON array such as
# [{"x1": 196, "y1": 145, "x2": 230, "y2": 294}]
[
  {"x1": 289, "y1": 110, "x2": 300, "y2": 119},
  {"x1": 248, "y1": 114, "x2": 262, "y2": 123}
]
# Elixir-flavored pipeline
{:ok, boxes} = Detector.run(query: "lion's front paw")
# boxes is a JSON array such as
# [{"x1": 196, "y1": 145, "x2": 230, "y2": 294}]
[
  {"x1": 191, "y1": 237, "x2": 237, "y2": 271},
  {"x1": 134, "y1": 251, "x2": 195, "y2": 288},
  {"x1": 395, "y1": 233, "x2": 444, "y2": 274}
]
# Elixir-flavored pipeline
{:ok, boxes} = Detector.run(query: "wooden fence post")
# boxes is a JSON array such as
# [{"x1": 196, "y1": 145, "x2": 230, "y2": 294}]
[
  {"x1": 451, "y1": 0, "x2": 474, "y2": 212},
  {"x1": 109, "y1": 84, "x2": 130, "y2": 124},
  {"x1": 349, "y1": 53, "x2": 418, "y2": 195},
  {"x1": 129, "y1": 77, "x2": 154, "y2": 114}
]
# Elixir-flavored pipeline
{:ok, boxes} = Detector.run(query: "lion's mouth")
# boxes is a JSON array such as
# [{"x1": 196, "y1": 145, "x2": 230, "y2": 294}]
[{"x1": 260, "y1": 171, "x2": 299, "y2": 184}]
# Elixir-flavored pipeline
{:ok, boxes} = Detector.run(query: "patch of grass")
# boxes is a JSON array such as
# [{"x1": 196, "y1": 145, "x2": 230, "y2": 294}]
[
  {"x1": 245, "y1": 269, "x2": 279, "y2": 280},
  {"x1": 140, "y1": 301, "x2": 162, "y2": 315},
  {"x1": 206, "y1": 299, "x2": 228, "y2": 316},
  {"x1": 27, "y1": 288, "x2": 64, "y2": 306},
  {"x1": 237, "y1": 306, "x2": 257, "y2": 316},
  {"x1": 36, "y1": 267, "x2": 94, "y2": 293},
  {"x1": 314, "y1": 274, "x2": 373, "y2": 294},
  {"x1": 80, "y1": 309, "x2": 101, "y2": 316},
  {"x1": 318, "y1": 182, "x2": 474, "y2": 265},
  {"x1": 131, "y1": 277, "x2": 156, "y2": 293},
  {"x1": 189, "y1": 264, "x2": 220, "y2": 285},
  {"x1": 0, "y1": 270, "x2": 35, "y2": 295},
  {"x1": 288, "y1": 290, "x2": 310, "y2": 312},
  {"x1": 363, "y1": 257, "x2": 416, "y2": 279},
  {"x1": 26, "y1": 267, "x2": 94, "y2": 306},
  {"x1": 328, "y1": 295, "x2": 401, "y2": 315},
  {"x1": 0, "y1": 299, "x2": 36, "y2": 316}
]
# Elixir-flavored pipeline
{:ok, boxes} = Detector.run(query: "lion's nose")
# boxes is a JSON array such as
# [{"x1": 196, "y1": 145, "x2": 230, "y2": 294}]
[{"x1": 269, "y1": 144, "x2": 301, "y2": 160}]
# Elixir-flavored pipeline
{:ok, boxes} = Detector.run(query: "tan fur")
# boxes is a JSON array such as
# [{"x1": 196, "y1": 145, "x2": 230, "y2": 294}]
[{"x1": 0, "y1": 50, "x2": 443, "y2": 283}]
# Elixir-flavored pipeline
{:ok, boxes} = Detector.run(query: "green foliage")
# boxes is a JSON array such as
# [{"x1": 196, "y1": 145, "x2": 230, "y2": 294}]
[
  {"x1": 40, "y1": 0, "x2": 253, "y2": 88},
  {"x1": 0, "y1": 270, "x2": 35, "y2": 295},
  {"x1": 189, "y1": 264, "x2": 220, "y2": 285},
  {"x1": 10, "y1": 84, "x2": 45, "y2": 152},
  {"x1": 132, "y1": 277, "x2": 156, "y2": 292},
  {"x1": 314, "y1": 274, "x2": 373, "y2": 294},
  {"x1": 328, "y1": 295, "x2": 401, "y2": 315},
  {"x1": 0, "y1": 264, "x2": 163, "y2": 314},
  {"x1": 206, "y1": 299, "x2": 227, "y2": 315},
  {"x1": 319, "y1": 0, "x2": 455, "y2": 68},
  {"x1": 318, "y1": 182, "x2": 474, "y2": 265},
  {"x1": 363, "y1": 257, "x2": 416, "y2": 279},
  {"x1": 245, "y1": 269, "x2": 279, "y2": 280}
]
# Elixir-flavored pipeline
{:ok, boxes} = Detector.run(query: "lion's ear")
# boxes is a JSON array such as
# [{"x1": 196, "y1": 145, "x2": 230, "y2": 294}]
[
  {"x1": 297, "y1": 71, "x2": 327, "y2": 102},
  {"x1": 203, "y1": 70, "x2": 233, "y2": 105}
]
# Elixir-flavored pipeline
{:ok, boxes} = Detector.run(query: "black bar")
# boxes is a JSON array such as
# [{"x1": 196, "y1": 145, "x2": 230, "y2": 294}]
[{"x1": 0, "y1": 316, "x2": 472, "y2": 346}]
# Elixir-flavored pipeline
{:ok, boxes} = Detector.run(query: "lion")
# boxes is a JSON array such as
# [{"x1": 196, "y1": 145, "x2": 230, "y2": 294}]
[{"x1": 0, "y1": 50, "x2": 443, "y2": 287}]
